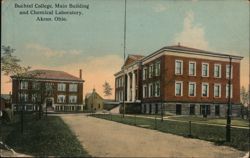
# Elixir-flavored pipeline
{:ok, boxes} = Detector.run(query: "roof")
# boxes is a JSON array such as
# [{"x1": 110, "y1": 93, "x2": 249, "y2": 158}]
[
  {"x1": 142, "y1": 45, "x2": 243, "y2": 62},
  {"x1": 164, "y1": 45, "x2": 243, "y2": 59},
  {"x1": 85, "y1": 89, "x2": 103, "y2": 100},
  {"x1": 11, "y1": 69, "x2": 84, "y2": 82},
  {"x1": 85, "y1": 93, "x2": 92, "y2": 98},
  {"x1": 123, "y1": 54, "x2": 144, "y2": 67}
]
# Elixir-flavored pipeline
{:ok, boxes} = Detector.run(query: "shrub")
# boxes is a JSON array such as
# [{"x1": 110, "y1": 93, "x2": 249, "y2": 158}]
[{"x1": 2, "y1": 108, "x2": 13, "y2": 123}]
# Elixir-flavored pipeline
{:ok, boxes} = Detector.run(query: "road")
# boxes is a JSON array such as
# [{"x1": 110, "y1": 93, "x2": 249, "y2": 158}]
[{"x1": 60, "y1": 114, "x2": 245, "y2": 157}]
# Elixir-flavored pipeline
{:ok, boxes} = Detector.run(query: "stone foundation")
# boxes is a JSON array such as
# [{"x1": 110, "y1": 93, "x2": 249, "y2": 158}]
[{"x1": 141, "y1": 102, "x2": 241, "y2": 118}]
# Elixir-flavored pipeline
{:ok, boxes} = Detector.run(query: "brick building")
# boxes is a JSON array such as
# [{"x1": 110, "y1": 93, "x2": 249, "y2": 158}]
[
  {"x1": 11, "y1": 69, "x2": 84, "y2": 112},
  {"x1": 114, "y1": 45, "x2": 243, "y2": 117}
]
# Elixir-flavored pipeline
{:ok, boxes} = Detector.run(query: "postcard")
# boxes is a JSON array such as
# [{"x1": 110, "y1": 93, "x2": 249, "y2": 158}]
[{"x1": 1, "y1": 0, "x2": 249, "y2": 157}]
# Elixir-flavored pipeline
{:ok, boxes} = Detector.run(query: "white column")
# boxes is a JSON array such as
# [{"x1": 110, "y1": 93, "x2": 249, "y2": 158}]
[
  {"x1": 132, "y1": 71, "x2": 135, "y2": 102},
  {"x1": 127, "y1": 73, "x2": 130, "y2": 101}
]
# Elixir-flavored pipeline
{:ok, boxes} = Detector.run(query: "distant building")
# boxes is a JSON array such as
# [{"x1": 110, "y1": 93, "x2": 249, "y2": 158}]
[
  {"x1": 85, "y1": 89, "x2": 119, "y2": 111},
  {"x1": 11, "y1": 69, "x2": 84, "y2": 111},
  {"x1": 114, "y1": 45, "x2": 243, "y2": 117},
  {"x1": 85, "y1": 89, "x2": 104, "y2": 111}
]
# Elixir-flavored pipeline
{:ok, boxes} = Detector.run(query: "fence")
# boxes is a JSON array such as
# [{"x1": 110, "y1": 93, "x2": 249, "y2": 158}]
[{"x1": 91, "y1": 113, "x2": 249, "y2": 151}]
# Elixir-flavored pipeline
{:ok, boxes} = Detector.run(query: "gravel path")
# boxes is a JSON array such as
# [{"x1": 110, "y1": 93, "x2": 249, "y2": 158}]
[{"x1": 60, "y1": 114, "x2": 245, "y2": 158}]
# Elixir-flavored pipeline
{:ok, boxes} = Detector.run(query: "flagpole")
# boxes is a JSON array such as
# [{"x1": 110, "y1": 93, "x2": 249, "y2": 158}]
[{"x1": 122, "y1": 0, "x2": 127, "y2": 118}]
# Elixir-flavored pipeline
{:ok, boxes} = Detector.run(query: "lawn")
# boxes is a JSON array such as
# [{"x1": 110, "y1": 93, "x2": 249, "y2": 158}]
[
  {"x1": 92, "y1": 113, "x2": 249, "y2": 151},
  {"x1": 0, "y1": 113, "x2": 90, "y2": 157},
  {"x1": 167, "y1": 115, "x2": 249, "y2": 127}
]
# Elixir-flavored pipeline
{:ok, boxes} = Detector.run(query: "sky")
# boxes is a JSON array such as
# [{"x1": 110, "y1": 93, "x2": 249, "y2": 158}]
[{"x1": 1, "y1": 0, "x2": 249, "y2": 98}]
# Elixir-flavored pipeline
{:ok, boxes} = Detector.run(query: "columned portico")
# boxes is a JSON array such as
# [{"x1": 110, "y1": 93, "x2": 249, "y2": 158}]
[
  {"x1": 126, "y1": 73, "x2": 130, "y2": 101},
  {"x1": 131, "y1": 71, "x2": 136, "y2": 102},
  {"x1": 126, "y1": 70, "x2": 137, "y2": 102}
]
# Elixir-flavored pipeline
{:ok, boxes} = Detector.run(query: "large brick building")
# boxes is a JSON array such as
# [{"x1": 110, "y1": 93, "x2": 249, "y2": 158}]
[
  {"x1": 11, "y1": 69, "x2": 84, "y2": 111},
  {"x1": 114, "y1": 45, "x2": 243, "y2": 117}
]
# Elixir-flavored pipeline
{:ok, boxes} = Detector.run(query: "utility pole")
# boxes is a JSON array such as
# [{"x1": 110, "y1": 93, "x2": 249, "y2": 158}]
[{"x1": 226, "y1": 56, "x2": 232, "y2": 142}]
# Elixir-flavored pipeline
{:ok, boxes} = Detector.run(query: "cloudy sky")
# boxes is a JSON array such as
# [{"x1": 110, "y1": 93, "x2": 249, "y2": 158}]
[{"x1": 2, "y1": 0, "x2": 249, "y2": 98}]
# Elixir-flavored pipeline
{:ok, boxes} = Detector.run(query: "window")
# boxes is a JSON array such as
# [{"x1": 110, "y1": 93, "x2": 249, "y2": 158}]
[
  {"x1": 69, "y1": 95, "x2": 77, "y2": 103},
  {"x1": 175, "y1": 60, "x2": 183, "y2": 75},
  {"x1": 226, "y1": 65, "x2": 233, "y2": 79},
  {"x1": 149, "y1": 64, "x2": 153, "y2": 78},
  {"x1": 143, "y1": 84, "x2": 148, "y2": 98},
  {"x1": 143, "y1": 67, "x2": 148, "y2": 80},
  {"x1": 214, "y1": 84, "x2": 221, "y2": 98},
  {"x1": 188, "y1": 82, "x2": 196, "y2": 97},
  {"x1": 189, "y1": 61, "x2": 196, "y2": 76},
  {"x1": 119, "y1": 91, "x2": 123, "y2": 101},
  {"x1": 36, "y1": 94, "x2": 41, "y2": 102},
  {"x1": 117, "y1": 77, "x2": 123, "y2": 87},
  {"x1": 154, "y1": 81, "x2": 160, "y2": 97},
  {"x1": 20, "y1": 81, "x2": 28, "y2": 89},
  {"x1": 32, "y1": 82, "x2": 40, "y2": 90},
  {"x1": 116, "y1": 79, "x2": 118, "y2": 88},
  {"x1": 215, "y1": 105, "x2": 220, "y2": 116},
  {"x1": 69, "y1": 84, "x2": 78, "y2": 92},
  {"x1": 226, "y1": 84, "x2": 233, "y2": 98},
  {"x1": 200, "y1": 105, "x2": 211, "y2": 116},
  {"x1": 175, "y1": 81, "x2": 183, "y2": 96},
  {"x1": 148, "y1": 83, "x2": 153, "y2": 97},
  {"x1": 202, "y1": 63, "x2": 209, "y2": 77},
  {"x1": 58, "y1": 83, "x2": 66, "y2": 91},
  {"x1": 31, "y1": 94, "x2": 37, "y2": 102},
  {"x1": 19, "y1": 93, "x2": 28, "y2": 102},
  {"x1": 214, "y1": 64, "x2": 221, "y2": 78},
  {"x1": 119, "y1": 78, "x2": 123, "y2": 87},
  {"x1": 202, "y1": 83, "x2": 209, "y2": 97},
  {"x1": 190, "y1": 104, "x2": 195, "y2": 115},
  {"x1": 57, "y1": 95, "x2": 66, "y2": 103},
  {"x1": 155, "y1": 61, "x2": 161, "y2": 76}
]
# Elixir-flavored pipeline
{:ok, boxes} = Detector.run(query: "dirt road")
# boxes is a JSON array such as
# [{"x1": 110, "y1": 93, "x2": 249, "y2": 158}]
[{"x1": 60, "y1": 114, "x2": 245, "y2": 157}]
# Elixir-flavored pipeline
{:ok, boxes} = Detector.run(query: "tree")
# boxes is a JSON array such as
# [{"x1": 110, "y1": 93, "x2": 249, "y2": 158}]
[
  {"x1": 1, "y1": 45, "x2": 41, "y2": 133},
  {"x1": 1, "y1": 46, "x2": 30, "y2": 76},
  {"x1": 240, "y1": 86, "x2": 249, "y2": 119},
  {"x1": 103, "y1": 81, "x2": 112, "y2": 97},
  {"x1": 240, "y1": 86, "x2": 249, "y2": 107}
]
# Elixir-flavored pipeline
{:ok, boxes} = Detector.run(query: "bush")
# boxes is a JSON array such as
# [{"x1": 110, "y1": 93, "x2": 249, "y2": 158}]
[
  {"x1": 2, "y1": 108, "x2": 13, "y2": 123},
  {"x1": 120, "y1": 103, "x2": 141, "y2": 114}
]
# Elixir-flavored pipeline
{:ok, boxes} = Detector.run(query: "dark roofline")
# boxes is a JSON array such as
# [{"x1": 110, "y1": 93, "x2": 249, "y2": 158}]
[
  {"x1": 141, "y1": 45, "x2": 243, "y2": 62},
  {"x1": 11, "y1": 76, "x2": 84, "y2": 82}
]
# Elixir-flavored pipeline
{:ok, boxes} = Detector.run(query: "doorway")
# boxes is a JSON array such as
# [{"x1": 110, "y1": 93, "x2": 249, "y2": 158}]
[
  {"x1": 176, "y1": 104, "x2": 182, "y2": 115},
  {"x1": 200, "y1": 105, "x2": 210, "y2": 117}
]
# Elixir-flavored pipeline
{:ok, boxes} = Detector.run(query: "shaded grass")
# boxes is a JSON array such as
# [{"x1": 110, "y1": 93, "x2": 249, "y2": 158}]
[
  {"x1": 168, "y1": 115, "x2": 249, "y2": 127},
  {"x1": 1, "y1": 114, "x2": 90, "y2": 157},
  {"x1": 92, "y1": 114, "x2": 249, "y2": 151}
]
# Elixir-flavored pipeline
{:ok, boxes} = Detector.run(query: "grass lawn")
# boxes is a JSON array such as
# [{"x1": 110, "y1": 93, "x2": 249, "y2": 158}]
[
  {"x1": 92, "y1": 114, "x2": 249, "y2": 151},
  {"x1": 0, "y1": 113, "x2": 90, "y2": 157},
  {"x1": 167, "y1": 116, "x2": 249, "y2": 127}
]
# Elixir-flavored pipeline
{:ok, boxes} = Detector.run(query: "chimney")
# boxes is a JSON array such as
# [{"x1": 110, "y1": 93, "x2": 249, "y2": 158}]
[{"x1": 79, "y1": 69, "x2": 82, "y2": 79}]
